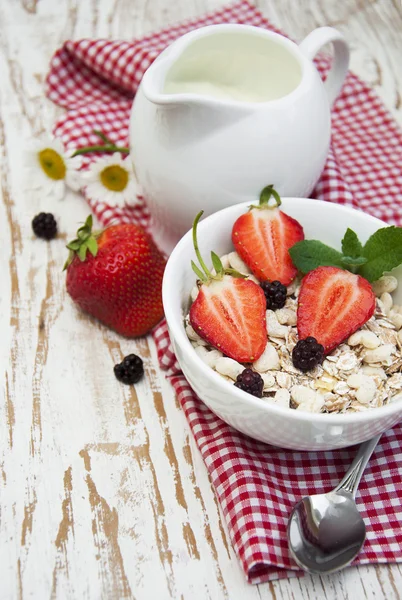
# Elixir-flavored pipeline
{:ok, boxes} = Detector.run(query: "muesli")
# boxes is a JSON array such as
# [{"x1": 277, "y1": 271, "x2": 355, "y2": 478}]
[{"x1": 185, "y1": 187, "x2": 402, "y2": 414}]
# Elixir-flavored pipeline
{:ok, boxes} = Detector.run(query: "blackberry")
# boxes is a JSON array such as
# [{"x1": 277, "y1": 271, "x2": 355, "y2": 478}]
[
  {"x1": 234, "y1": 368, "x2": 264, "y2": 398},
  {"x1": 292, "y1": 337, "x2": 324, "y2": 372},
  {"x1": 114, "y1": 354, "x2": 144, "y2": 385},
  {"x1": 32, "y1": 212, "x2": 58, "y2": 240},
  {"x1": 260, "y1": 280, "x2": 287, "y2": 310}
]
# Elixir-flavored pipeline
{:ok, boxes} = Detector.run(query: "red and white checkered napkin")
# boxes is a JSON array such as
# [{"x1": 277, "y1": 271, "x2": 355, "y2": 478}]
[
  {"x1": 46, "y1": 0, "x2": 402, "y2": 584},
  {"x1": 154, "y1": 321, "x2": 402, "y2": 583}
]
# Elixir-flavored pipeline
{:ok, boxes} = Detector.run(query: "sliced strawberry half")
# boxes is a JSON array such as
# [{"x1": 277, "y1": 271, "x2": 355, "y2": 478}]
[
  {"x1": 232, "y1": 187, "x2": 304, "y2": 286},
  {"x1": 190, "y1": 275, "x2": 267, "y2": 363},
  {"x1": 297, "y1": 266, "x2": 376, "y2": 354}
]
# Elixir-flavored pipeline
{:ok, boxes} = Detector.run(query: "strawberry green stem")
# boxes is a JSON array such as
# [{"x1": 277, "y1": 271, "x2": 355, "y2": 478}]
[
  {"x1": 191, "y1": 212, "x2": 247, "y2": 283},
  {"x1": 63, "y1": 214, "x2": 99, "y2": 270},
  {"x1": 192, "y1": 211, "x2": 212, "y2": 280},
  {"x1": 259, "y1": 185, "x2": 282, "y2": 208}
]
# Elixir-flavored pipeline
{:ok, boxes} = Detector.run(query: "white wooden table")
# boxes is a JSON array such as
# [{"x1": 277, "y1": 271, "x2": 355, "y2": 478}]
[{"x1": 1, "y1": 1, "x2": 402, "y2": 598}]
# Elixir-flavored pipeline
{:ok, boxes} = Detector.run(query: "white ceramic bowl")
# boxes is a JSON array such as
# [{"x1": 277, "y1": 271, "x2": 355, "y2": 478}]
[{"x1": 162, "y1": 198, "x2": 402, "y2": 450}]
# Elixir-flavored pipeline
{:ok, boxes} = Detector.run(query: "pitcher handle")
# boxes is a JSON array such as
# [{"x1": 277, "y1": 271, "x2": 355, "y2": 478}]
[{"x1": 299, "y1": 27, "x2": 349, "y2": 107}]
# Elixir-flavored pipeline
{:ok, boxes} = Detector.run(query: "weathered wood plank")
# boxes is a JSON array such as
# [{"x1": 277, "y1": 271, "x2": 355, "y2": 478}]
[{"x1": 1, "y1": 1, "x2": 401, "y2": 599}]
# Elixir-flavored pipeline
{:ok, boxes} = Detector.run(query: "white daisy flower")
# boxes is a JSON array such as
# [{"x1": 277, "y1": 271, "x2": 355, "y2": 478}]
[
  {"x1": 24, "y1": 136, "x2": 82, "y2": 200},
  {"x1": 82, "y1": 153, "x2": 139, "y2": 208}
]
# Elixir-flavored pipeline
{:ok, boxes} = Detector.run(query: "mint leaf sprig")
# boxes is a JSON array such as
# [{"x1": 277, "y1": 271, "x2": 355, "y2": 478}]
[{"x1": 289, "y1": 226, "x2": 402, "y2": 283}]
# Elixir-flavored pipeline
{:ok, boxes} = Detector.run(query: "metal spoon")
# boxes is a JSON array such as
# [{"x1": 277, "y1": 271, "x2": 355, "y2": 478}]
[{"x1": 287, "y1": 434, "x2": 381, "y2": 574}]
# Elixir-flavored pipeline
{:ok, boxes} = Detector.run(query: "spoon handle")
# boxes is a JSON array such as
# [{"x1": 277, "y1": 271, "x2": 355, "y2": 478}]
[{"x1": 334, "y1": 433, "x2": 382, "y2": 498}]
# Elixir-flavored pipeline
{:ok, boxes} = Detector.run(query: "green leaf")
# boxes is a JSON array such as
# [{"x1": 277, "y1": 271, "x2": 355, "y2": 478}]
[
  {"x1": 211, "y1": 251, "x2": 223, "y2": 275},
  {"x1": 341, "y1": 255, "x2": 368, "y2": 273},
  {"x1": 78, "y1": 242, "x2": 88, "y2": 262},
  {"x1": 224, "y1": 268, "x2": 248, "y2": 279},
  {"x1": 289, "y1": 240, "x2": 344, "y2": 274},
  {"x1": 87, "y1": 236, "x2": 98, "y2": 257},
  {"x1": 341, "y1": 228, "x2": 363, "y2": 258},
  {"x1": 191, "y1": 260, "x2": 206, "y2": 282},
  {"x1": 78, "y1": 229, "x2": 90, "y2": 241},
  {"x1": 341, "y1": 256, "x2": 368, "y2": 267},
  {"x1": 63, "y1": 250, "x2": 74, "y2": 271},
  {"x1": 66, "y1": 239, "x2": 81, "y2": 251},
  {"x1": 362, "y1": 226, "x2": 402, "y2": 258},
  {"x1": 359, "y1": 226, "x2": 402, "y2": 282}
]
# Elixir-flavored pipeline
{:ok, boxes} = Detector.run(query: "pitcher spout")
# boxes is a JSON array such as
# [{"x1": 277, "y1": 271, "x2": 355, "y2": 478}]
[
  {"x1": 141, "y1": 57, "x2": 173, "y2": 106},
  {"x1": 141, "y1": 56, "x2": 211, "y2": 107}
]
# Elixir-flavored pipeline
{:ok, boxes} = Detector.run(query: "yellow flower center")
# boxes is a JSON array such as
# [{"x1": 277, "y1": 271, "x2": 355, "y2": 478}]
[
  {"x1": 100, "y1": 165, "x2": 129, "y2": 192},
  {"x1": 38, "y1": 148, "x2": 66, "y2": 180}
]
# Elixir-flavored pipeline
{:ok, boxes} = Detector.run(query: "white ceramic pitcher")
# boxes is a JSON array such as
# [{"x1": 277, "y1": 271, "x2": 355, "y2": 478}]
[{"x1": 129, "y1": 24, "x2": 349, "y2": 253}]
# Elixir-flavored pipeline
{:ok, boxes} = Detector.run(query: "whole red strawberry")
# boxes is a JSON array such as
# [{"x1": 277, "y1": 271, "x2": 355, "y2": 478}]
[{"x1": 65, "y1": 216, "x2": 166, "y2": 337}]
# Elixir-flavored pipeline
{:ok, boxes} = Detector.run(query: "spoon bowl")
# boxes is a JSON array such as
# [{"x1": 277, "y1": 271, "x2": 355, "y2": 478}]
[
  {"x1": 287, "y1": 434, "x2": 381, "y2": 573},
  {"x1": 288, "y1": 490, "x2": 366, "y2": 573}
]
